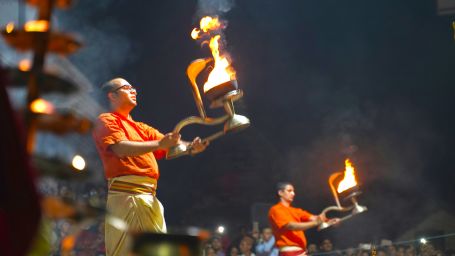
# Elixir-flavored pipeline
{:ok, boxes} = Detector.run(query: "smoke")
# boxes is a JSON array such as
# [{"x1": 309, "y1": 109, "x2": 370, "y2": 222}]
[
  {"x1": 196, "y1": 0, "x2": 235, "y2": 17},
  {"x1": 54, "y1": 2, "x2": 135, "y2": 87}
]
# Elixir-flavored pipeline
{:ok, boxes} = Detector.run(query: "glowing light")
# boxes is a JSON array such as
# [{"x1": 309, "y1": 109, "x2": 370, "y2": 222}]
[
  {"x1": 6, "y1": 22, "x2": 14, "y2": 33},
  {"x1": 199, "y1": 16, "x2": 221, "y2": 32},
  {"x1": 30, "y1": 98, "x2": 54, "y2": 114},
  {"x1": 420, "y1": 238, "x2": 427, "y2": 244},
  {"x1": 191, "y1": 28, "x2": 200, "y2": 39},
  {"x1": 18, "y1": 59, "x2": 31, "y2": 71},
  {"x1": 216, "y1": 225, "x2": 225, "y2": 234},
  {"x1": 337, "y1": 159, "x2": 358, "y2": 193},
  {"x1": 191, "y1": 16, "x2": 236, "y2": 92},
  {"x1": 72, "y1": 155, "x2": 86, "y2": 171},
  {"x1": 24, "y1": 20, "x2": 49, "y2": 32},
  {"x1": 204, "y1": 35, "x2": 235, "y2": 92}
]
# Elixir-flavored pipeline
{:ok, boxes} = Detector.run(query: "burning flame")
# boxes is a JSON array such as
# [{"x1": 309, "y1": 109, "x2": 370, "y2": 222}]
[
  {"x1": 204, "y1": 35, "x2": 235, "y2": 91},
  {"x1": 191, "y1": 16, "x2": 236, "y2": 92},
  {"x1": 6, "y1": 22, "x2": 15, "y2": 33},
  {"x1": 24, "y1": 20, "x2": 49, "y2": 32},
  {"x1": 200, "y1": 16, "x2": 221, "y2": 32},
  {"x1": 30, "y1": 98, "x2": 54, "y2": 114},
  {"x1": 18, "y1": 59, "x2": 31, "y2": 71},
  {"x1": 337, "y1": 159, "x2": 358, "y2": 193},
  {"x1": 191, "y1": 28, "x2": 200, "y2": 40}
]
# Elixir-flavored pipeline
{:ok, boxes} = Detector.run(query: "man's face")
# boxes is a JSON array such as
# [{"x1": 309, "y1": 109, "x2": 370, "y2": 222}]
[
  {"x1": 320, "y1": 239, "x2": 333, "y2": 252},
  {"x1": 211, "y1": 238, "x2": 222, "y2": 250},
  {"x1": 279, "y1": 184, "x2": 295, "y2": 203},
  {"x1": 110, "y1": 79, "x2": 137, "y2": 108},
  {"x1": 262, "y1": 228, "x2": 273, "y2": 242},
  {"x1": 308, "y1": 244, "x2": 318, "y2": 253},
  {"x1": 239, "y1": 238, "x2": 253, "y2": 254}
]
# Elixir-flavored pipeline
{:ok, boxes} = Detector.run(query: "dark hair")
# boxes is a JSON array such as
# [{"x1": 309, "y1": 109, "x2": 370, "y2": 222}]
[{"x1": 276, "y1": 182, "x2": 292, "y2": 193}]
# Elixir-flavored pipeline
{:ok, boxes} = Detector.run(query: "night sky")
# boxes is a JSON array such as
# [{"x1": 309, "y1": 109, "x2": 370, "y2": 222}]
[{"x1": 3, "y1": 0, "x2": 455, "y2": 248}]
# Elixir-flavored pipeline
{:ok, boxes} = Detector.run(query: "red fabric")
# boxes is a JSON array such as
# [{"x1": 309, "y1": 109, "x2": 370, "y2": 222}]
[
  {"x1": 92, "y1": 112, "x2": 166, "y2": 179},
  {"x1": 279, "y1": 250, "x2": 307, "y2": 256},
  {"x1": 269, "y1": 203, "x2": 313, "y2": 250},
  {"x1": 0, "y1": 66, "x2": 41, "y2": 255}
]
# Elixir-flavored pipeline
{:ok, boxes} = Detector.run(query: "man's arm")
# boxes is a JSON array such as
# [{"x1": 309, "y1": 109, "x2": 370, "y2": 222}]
[
  {"x1": 110, "y1": 133, "x2": 180, "y2": 157},
  {"x1": 285, "y1": 215, "x2": 323, "y2": 231}
]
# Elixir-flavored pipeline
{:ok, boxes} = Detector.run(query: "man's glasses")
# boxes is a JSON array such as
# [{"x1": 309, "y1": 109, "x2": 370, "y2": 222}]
[{"x1": 112, "y1": 85, "x2": 136, "y2": 92}]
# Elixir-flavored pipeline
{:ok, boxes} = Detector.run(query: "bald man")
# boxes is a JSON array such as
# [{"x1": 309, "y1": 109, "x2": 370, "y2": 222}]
[{"x1": 93, "y1": 78, "x2": 208, "y2": 256}]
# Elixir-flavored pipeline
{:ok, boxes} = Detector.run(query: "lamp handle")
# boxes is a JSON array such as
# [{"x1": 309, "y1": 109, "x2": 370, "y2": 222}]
[
  {"x1": 165, "y1": 115, "x2": 229, "y2": 159},
  {"x1": 317, "y1": 205, "x2": 354, "y2": 231}
]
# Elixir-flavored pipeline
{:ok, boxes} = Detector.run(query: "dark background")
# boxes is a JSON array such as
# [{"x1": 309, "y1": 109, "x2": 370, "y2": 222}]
[{"x1": 48, "y1": 0, "x2": 455, "y2": 247}]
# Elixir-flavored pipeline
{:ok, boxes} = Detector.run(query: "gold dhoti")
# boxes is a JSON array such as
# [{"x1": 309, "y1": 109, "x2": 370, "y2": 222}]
[{"x1": 105, "y1": 175, "x2": 166, "y2": 256}]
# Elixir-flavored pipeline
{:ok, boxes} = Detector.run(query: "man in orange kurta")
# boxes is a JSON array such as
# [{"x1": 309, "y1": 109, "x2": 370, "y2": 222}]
[
  {"x1": 93, "y1": 77, "x2": 208, "y2": 256},
  {"x1": 269, "y1": 182, "x2": 337, "y2": 256}
]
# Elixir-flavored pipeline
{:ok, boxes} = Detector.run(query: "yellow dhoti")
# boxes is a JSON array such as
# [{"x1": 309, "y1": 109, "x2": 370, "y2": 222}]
[{"x1": 105, "y1": 175, "x2": 166, "y2": 256}]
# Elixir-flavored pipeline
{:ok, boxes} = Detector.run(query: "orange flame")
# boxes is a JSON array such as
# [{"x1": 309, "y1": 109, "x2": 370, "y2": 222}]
[
  {"x1": 191, "y1": 16, "x2": 236, "y2": 92},
  {"x1": 200, "y1": 16, "x2": 221, "y2": 32},
  {"x1": 191, "y1": 28, "x2": 200, "y2": 39},
  {"x1": 337, "y1": 159, "x2": 358, "y2": 193},
  {"x1": 30, "y1": 98, "x2": 54, "y2": 114},
  {"x1": 204, "y1": 35, "x2": 236, "y2": 91},
  {"x1": 24, "y1": 20, "x2": 49, "y2": 32},
  {"x1": 18, "y1": 59, "x2": 31, "y2": 71},
  {"x1": 6, "y1": 22, "x2": 15, "y2": 33}
]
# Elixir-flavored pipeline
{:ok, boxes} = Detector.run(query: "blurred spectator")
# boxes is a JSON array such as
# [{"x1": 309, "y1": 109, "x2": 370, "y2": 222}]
[
  {"x1": 405, "y1": 245, "x2": 416, "y2": 256},
  {"x1": 320, "y1": 239, "x2": 333, "y2": 252},
  {"x1": 387, "y1": 244, "x2": 397, "y2": 256},
  {"x1": 307, "y1": 243, "x2": 318, "y2": 255},
  {"x1": 239, "y1": 235, "x2": 256, "y2": 256},
  {"x1": 396, "y1": 246, "x2": 405, "y2": 256},
  {"x1": 252, "y1": 223, "x2": 260, "y2": 242},
  {"x1": 255, "y1": 227, "x2": 278, "y2": 256},
  {"x1": 229, "y1": 246, "x2": 240, "y2": 256},
  {"x1": 377, "y1": 248, "x2": 387, "y2": 256},
  {"x1": 205, "y1": 246, "x2": 217, "y2": 256},
  {"x1": 211, "y1": 236, "x2": 226, "y2": 256},
  {"x1": 344, "y1": 247, "x2": 355, "y2": 256},
  {"x1": 319, "y1": 239, "x2": 341, "y2": 256},
  {"x1": 357, "y1": 250, "x2": 369, "y2": 256}
]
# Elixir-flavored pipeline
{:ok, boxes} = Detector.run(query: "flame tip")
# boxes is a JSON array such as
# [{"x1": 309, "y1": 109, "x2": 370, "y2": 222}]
[{"x1": 336, "y1": 158, "x2": 358, "y2": 193}]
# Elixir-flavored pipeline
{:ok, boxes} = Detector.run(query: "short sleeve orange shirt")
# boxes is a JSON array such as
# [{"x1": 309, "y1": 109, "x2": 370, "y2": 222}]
[
  {"x1": 92, "y1": 112, "x2": 167, "y2": 179},
  {"x1": 268, "y1": 203, "x2": 314, "y2": 249}
]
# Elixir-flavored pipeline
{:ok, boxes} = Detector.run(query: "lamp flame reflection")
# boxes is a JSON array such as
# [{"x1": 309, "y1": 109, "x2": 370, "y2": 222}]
[
  {"x1": 30, "y1": 98, "x2": 54, "y2": 114},
  {"x1": 24, "y1": 20, "x2": 49, "y2": 32},
  {"x1": 6, "y1": 22, "x2": 14, "y2": 33}
]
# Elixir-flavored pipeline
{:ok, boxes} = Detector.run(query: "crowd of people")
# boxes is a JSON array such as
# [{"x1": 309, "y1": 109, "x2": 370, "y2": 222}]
[
  {"x1": 47, "y1": 215, "x2": 451, "y2": 256},
  {"x1": 37, "y1": 175, "x2": 453, "y2": 256},
  {"x1": 38, "y1": 186, "x2": 452, "y2": 256},
  {"x1": 201, "y1": 231, "x2": 452, "y2": 256}
]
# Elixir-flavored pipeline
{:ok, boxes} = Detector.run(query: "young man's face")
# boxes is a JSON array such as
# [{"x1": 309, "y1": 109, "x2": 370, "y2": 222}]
[
  {"x1": 279, "y1": 184, "x2": 295, "y2": 203},
  {"x1": 262, "y1": 228, "x2": 273, "y2": 241}
]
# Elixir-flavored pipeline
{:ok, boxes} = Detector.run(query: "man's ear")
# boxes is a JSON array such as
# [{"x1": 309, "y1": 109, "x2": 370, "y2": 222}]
[
  {"x1": 107, "y1": 91, "x2": 117, "y2": 101},
  {"x1": 278, "y1": 190, "x2": 283, "y2": 197}
]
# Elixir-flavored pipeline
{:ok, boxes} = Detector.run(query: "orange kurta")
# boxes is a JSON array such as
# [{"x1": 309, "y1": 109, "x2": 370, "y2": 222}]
[
  {"x1": 92, "y1": 112, "x2": 166, "y2": 179},
  {"x1": 268, "y1": 203, "x2": 313, "y2": 250}
]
